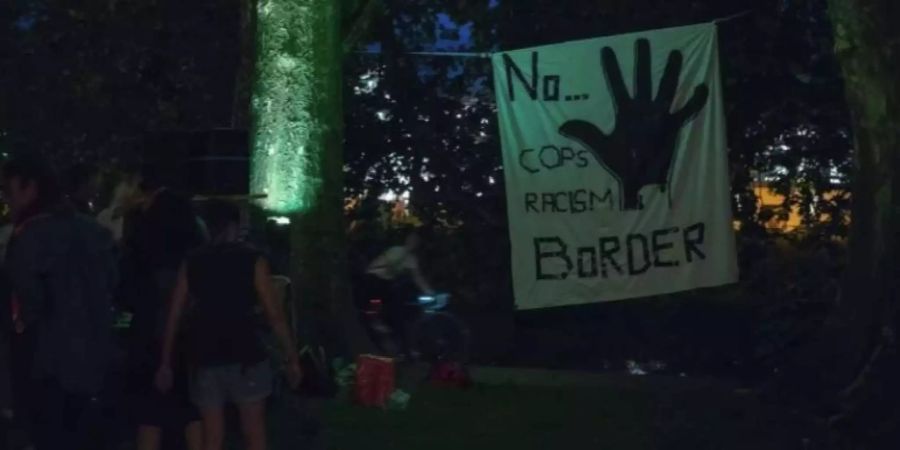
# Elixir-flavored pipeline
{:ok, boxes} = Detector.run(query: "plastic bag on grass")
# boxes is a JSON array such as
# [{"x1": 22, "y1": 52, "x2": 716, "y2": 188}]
[{"x1": 386, "y1": 389, "x2": 411, "y2": 411}]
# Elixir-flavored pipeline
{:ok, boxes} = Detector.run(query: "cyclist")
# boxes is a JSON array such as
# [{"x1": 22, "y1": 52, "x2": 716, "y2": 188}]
[{"x1": 363, "y1": 229, "x2": 434, "y2": 355}]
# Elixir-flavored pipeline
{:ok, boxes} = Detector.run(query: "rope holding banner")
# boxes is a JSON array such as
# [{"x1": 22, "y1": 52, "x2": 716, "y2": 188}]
[
  {"x1": 354, "y1": 49, "x2": 491, "y2": 59},
  {"x1": 407, "y1": 51, "x2": 492, "y2": 59},
  {"x1": 713, "y1": 9, "x2": 753, "y2": 24}
]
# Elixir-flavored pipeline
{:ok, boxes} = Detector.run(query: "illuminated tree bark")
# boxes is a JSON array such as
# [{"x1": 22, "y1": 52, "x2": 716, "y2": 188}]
[
  {"x1": 250, "y1": 0, "x2": 380, "y2": 354},
  {"x1": 251, "y1": 0, "x2": 340, "y2": 215},
  {"x1": 825, "y1": 0, "x2": 899, "y2": 384}
]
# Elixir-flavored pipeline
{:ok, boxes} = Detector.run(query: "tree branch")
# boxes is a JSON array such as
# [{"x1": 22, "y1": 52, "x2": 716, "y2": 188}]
[{"x1": 342, "y1": 0, "x2": 383, "y2": 54}]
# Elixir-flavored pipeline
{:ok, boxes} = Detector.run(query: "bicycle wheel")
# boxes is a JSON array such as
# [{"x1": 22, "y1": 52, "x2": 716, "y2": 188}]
[{"x1": 409, "y1": 312, "x2": 471, "y2": 363}]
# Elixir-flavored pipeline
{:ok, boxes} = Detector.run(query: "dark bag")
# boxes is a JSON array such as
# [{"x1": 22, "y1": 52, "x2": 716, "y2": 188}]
[{"x1": 296, "y1": 345, "x2": 338, "y2": 399}]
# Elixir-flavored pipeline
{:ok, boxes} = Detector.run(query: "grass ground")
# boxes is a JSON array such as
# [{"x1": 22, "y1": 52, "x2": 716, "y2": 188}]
[
  {"x1": 316, "y1": 374, "x2": 822, "y2": 450},
  {"x1": 24, "y1": 369, "x2": 820, "y2": 449}
]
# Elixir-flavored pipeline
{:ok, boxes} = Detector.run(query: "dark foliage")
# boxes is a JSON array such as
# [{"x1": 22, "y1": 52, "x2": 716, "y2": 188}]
[
  {"x1": 342, "y1": 0, "x2": 853, "y2": 381},
  {"x1": 0, "y1": 0, "x2": 856, "y2": 380},
  {"x1": 0, "y1": 0, "x2": 242, "y2": 166}
]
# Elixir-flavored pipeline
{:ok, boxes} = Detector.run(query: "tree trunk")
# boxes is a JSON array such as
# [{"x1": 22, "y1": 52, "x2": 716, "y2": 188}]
[
  {"x1": 250, "y1": 0, "x2": 374, "y2": 355},
  {"x1": 825, "y1": 0, "x2": 900, "y2": 386}
]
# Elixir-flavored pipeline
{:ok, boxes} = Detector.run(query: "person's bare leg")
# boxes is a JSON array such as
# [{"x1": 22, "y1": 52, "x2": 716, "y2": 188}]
[
  {"x1": 185, "y1": 420, "x2": 204, "y2": 450},
  {"x1": 237, "y1": 400, "x2": 267, "y2": 450},
  {"x1": 136, "y1": 425, "x2": 161, "y2": 450},
  {"x1": 200, "y1": 408, "x2": 225, "y2": 450}
]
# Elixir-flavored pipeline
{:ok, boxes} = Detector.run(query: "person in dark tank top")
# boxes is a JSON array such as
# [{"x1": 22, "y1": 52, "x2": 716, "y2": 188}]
[{"x1": 154, "y1": 200, "x2": 301, "y2": 450}]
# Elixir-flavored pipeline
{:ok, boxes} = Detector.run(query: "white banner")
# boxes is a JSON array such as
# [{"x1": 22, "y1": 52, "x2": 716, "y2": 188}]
[{"x1": 493, "y1": 23, "x2": 738, "y2": 310}]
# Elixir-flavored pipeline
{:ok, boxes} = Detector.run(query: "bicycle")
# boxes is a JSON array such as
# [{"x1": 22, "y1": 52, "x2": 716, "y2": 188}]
[{"x1": 363, "y1": 293, "x2": 471, "y2": 364}]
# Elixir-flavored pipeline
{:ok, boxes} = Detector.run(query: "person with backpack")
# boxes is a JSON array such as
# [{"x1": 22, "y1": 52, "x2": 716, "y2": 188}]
[
  {"x1": 155, "y1": 200, "x2": 302, "y2": 450},
  {"x1": 1, "y1": 155, "x2": 117, "y2": 450}
]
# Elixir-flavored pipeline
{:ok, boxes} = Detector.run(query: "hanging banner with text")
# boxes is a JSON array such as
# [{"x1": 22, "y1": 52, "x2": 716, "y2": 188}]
[{"x1": 493, "y1": 23, "x2": 738, "y2": 310}]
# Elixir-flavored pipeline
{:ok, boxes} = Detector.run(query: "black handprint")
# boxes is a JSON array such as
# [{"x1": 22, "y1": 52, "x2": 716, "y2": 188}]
[{"x1": 559, "y1": 39, "x2": 709, "y2": 210}]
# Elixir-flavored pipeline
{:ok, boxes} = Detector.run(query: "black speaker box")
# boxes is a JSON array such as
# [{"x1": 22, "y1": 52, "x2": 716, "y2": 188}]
[{"x1": 143, "y1": 129, "x2": 249, "y2": 195}]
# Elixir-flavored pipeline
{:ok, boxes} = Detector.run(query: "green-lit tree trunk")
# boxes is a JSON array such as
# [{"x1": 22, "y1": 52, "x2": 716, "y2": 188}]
[
  {"x1": 825, "y1": 0, "x2": 900, "y2": 386},
  {"x1": 250, "y1": 0, "x2": 374, "y2": 355}
]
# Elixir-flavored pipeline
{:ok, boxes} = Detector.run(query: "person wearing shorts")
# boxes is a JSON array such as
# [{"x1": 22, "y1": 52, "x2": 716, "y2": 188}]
[
  {"x1": 155, "y1": 200, "x2": 301, "y2": 450},
  {"x1": 191, "y1": 362, "x2": 273, "y2": 410}
]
